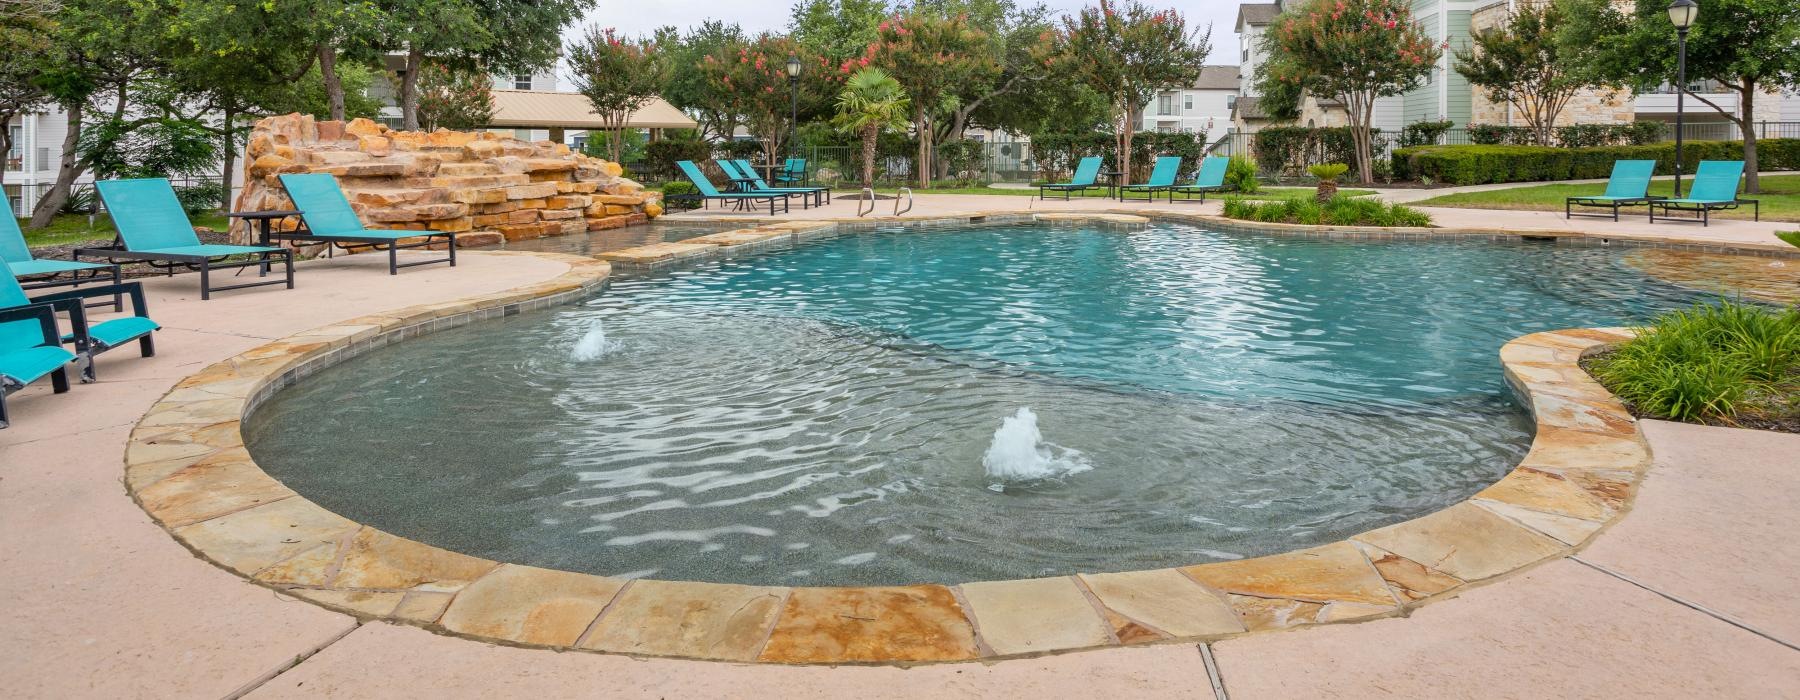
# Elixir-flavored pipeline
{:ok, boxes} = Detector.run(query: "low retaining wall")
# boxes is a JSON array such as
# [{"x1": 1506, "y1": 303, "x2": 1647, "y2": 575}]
[{"x1": 233, "y1": 114, "x2": 663, "y2": 248}]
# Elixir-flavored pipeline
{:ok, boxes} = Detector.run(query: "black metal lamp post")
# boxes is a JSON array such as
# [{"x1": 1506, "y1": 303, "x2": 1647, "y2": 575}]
[
  {"x1": 1667, "y1": 0, "x2": 1699, "y2": 197},
  {"x1": 785, "y1": 55, "x2": 802, "y2": 167}
]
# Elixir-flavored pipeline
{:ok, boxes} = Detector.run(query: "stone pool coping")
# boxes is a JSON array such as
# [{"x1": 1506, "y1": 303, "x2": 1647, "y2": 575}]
[{"x1": 126, "y1": 221, "x2": 1652, "y2": 666}]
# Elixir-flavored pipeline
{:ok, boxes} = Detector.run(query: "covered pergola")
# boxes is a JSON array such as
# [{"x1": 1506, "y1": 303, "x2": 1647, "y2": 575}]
[{"x1": 487, "y1": 89, "x2": 697, "y2": 143}]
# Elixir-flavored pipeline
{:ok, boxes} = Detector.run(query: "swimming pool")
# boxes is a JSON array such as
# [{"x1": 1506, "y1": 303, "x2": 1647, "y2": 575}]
[{"x1": 245, "y1": 222, "x2": 1716, "y2": 586}]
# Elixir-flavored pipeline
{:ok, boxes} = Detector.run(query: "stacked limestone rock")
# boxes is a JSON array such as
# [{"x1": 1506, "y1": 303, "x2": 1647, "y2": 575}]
[{"x1": 233, "y1": 113, "x2": 663, "y2": 249}]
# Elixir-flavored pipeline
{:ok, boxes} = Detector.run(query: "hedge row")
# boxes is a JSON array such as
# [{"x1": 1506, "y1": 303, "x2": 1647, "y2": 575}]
[{"x1": 1392, "y1": 139, "x2": 1800, "y2": 185}]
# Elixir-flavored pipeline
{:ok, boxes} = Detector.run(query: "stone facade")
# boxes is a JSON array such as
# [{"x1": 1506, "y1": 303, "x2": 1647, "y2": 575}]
[
  {"x1": 233, "y1": 114, "x2": 662, "y2": 249},
  {"x1": 1468, "y1": 0, "x2": 1634, "y2": 128}
]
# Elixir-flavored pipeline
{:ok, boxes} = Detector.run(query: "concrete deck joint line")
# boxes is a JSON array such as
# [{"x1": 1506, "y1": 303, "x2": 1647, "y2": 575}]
[
  {"x1": 1570, "y1": 556, "x2": 1800, "y2": 654},
  {"x1": 220, "y1": 620, "x2": 362, "y2": 700},
  {"x1": 1199, "y1": 643, "x2": 1228, "y2": 700}
]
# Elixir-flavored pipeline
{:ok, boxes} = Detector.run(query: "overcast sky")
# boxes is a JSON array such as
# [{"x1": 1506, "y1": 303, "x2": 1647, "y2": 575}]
[{"x1": 555, "y1": 0, "x2": 1243, "y2": 84}]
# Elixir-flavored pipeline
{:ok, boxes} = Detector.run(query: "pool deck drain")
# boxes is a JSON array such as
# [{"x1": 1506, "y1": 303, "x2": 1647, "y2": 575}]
[{"x1": 3, "y1": 215, "x2": 1800, "y2": 694}]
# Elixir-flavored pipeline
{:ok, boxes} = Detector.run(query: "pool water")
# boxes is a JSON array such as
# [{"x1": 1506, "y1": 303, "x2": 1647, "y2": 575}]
[{"x1": 246, "y1": 223, "x2": 1717, "y2": 586}]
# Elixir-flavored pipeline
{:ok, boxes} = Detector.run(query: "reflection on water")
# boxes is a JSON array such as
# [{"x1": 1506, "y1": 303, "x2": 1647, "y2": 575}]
[{"x1": 248, "y1": 224, "x2": 1727, "y2": 586}]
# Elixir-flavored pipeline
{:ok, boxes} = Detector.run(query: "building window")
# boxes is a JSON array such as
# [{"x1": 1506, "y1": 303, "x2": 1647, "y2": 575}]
[
  {"x1": 1157, "y1": 93, "x2": 1175, "y2": 116},
  {"x1": 5, "y1": 126, "x2": 20, "y2": 172},
  {"x1": 1184, "y1": 95, "x2": 1193, "y2": 111},
  {"x1": 1227, "y1": 95, "x2": 1237, "y2": 110},
  {"x1": 514, "y1": 74, "x2": 532, "y2": 90},
  {"x1": 1241, "y1": 48, "x2": 1248, "y2": 61}
]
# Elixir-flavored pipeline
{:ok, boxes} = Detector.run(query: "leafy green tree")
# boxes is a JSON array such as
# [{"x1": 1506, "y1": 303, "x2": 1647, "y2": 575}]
[
  {"x1": 1454, "y1": 1, "x2": 1608, "y2": 147},
  {"x1": 866, "y1": 11, "x2": 1000, "y2": 187},
  {"x1": 933, "y1": 0, "x2": 1059, "y2": 142},
  {"x1": 0, "y1": 0, "x2": 56, "y2": 190},
  {"x1": 26, "y1": 0, "x2": 170, "y2": 228},
  {"x1": 1262, "y1": 0, "x2": 1441, "y2": 184},
  {"x1": 1054, "y1": 0, "x2": 1209, "y2": 181},
  {"x1": 569, "y1": 28, "x2": 667, "y2": 164},
  {"x1": 378, "y1": 0, "x2": 591, "y2": 130},
  {"x1": 789, "y1": 0, "x2": 893, "y2": 63},
  {"x1": 417, "y1": 62, "x2": 496, "y2": 131},
  {"x1": 833, "y1": 68, "x2": 911, "y2": 188},
  {"x1": 1563, "y1": 0, "x2": 1800, "y2": 193},
  {"x1": 656, "y1": 21, "x2": 746, "y2": 141}
]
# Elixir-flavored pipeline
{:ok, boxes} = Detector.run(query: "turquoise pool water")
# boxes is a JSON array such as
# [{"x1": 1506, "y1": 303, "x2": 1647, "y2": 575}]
[{"x1": 247, "y1": 223, "x2": 1715, "y2": 586}]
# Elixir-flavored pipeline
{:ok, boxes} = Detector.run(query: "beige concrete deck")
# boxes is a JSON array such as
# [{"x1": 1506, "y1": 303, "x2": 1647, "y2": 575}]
[
  {"x1": 4, "y1": 212, "x2": 1799, "y2": 697},
  {"x1": 667, "y1": 190, "x2": 1798, "y2": 251}
]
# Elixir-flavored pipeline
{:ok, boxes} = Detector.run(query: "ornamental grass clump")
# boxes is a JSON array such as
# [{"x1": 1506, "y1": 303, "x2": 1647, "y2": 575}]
[
  {"x1": 1589, "y1": 299, "x2": 1800, "y2": 427},
  {"x1": 1221, "y1": 196, "x2": 1432, "y2": 227}
]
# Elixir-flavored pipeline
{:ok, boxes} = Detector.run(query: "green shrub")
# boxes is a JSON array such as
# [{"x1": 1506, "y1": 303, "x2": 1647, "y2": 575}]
[
  {"x1": 659, "y1": 181, "x2": 698, "y2": 197},
  {"x1": 1224, "y1": 155, "x2": 1260, "y2": 193},
  {"x1": 1253, "y1": 126, "x2": 1387, "y2": 176},
  {"x1": 1590, "y1": 299, "x2": 1800, "y2": 423},
  {"x1": 1400, "y1": 119, "x2": 1455, "y2": 147},
  {"x1": 1391, "y1": 139, "x2": 1800, "y2": 185},
  {"x1": 1220, "y1": 195, "x2": 1432, "y2": 227}
]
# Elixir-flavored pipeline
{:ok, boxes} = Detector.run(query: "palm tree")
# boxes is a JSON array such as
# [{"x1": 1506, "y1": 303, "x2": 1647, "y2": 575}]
[{"x1": 833, "y1": 68, "x2": 910, "y2": 190}]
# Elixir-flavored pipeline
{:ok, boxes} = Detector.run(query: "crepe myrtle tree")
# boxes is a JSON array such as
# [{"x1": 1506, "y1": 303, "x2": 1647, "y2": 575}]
[
  {"x1": 569, "y1": 28, "x2": 666, "y2": 164},
  {"x1": 1454, "y1": 0, "x2": 1610, "y2": 147},
  {"x1": 865, "y1": 11, "x2": 1000, "y2": 188},
  {"x1": 1054, "y1": 0, "x2": 1209, "y2": 183},
  {"x1": 698, "y1": 33, "x2": 840, "y2": 167},
  {"x1": 416, "y1": 62, "x2": 496, "y2": 132},
  {"x1": 1264, "y1": 0, "x2": 1442, "y2": 184}
]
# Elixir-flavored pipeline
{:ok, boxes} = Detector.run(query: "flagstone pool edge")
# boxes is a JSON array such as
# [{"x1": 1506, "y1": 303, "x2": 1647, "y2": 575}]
[{"x1": 122, "y1": 221, "x2": 1654, "y2": 666}]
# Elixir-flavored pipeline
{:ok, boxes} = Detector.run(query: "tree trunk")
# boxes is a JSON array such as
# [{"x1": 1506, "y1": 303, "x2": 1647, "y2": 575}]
[
  {"x1": 399, "y1": 49, "x2": 423, "y2": 131},
  {"x1": 861, "y1": 123, "x2": 877, "y2": 188},
  {"x1": 915, "y1": 106, "x2": 931, "y2": 189},
  {"x1": 27, "y1": 102, "x2": 85, "y2": 229},
  {"x1": 1116, "y1": 104, "x2": 1134, "y2": 183},
  {"x1": 1739, "y1": 85, "x2": 1759, "y2": 194},
  {"x1": 0, "y1": 115, "x2": 13, "y2": 190},
  {"x1": 218, "y1": 107, "x2": 238, "y2": 212},
  {"x1": 319, "y1": 43, "x2": 346, "y2": 121}
]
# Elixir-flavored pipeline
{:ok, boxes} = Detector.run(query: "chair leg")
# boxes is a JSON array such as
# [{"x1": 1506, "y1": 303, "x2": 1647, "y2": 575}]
[
  {"x1": 139, "y1": 333, "x2": 156, "y2": 358},
  {"x1": 200, "y1": 261, "x2": 211, "y2": 301},
  {"x1": 447, "y1": 234, "x2": 458, "y2": 267},
  {"x1": 284, "y1": 253, "x2": 295, "y2": 289},
  {"x1": 0, "y1": 391, "x2": 8, "y2": 429},
  {"x1": 79, "y1": 351, "x2": 96, "y2": 383},
  {"x1": 52, "y1": 367, "x2": 70, "y2": 393},
  {"x1": 110, "y1": 265, "x2": 123, "y2": 312},
  {"x1": 389, "y1": 245, "x2": 399, "y2": 275}
]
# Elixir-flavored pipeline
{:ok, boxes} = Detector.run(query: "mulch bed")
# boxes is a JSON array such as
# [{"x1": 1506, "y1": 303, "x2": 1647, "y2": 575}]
[{"x1": 27, "y1": 229, "x2": 241, "y2": 281}]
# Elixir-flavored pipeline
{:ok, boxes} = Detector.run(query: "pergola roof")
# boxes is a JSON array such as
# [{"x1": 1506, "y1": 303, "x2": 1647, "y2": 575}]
[{"x1": 487, "y1": 90, "x2": 697, "y2": 130}]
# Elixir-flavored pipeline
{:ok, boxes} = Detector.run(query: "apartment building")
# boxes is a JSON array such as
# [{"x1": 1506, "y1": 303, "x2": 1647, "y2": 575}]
[{"x1": 1142, "y1": 66, "x2": 1241, "y2": 144}]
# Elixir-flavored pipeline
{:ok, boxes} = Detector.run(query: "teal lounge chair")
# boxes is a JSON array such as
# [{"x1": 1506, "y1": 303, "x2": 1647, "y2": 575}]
[
  {"x1": 676, "y1": 161, "x2": 790, "y2": 215},
  {"x1": 726, "y1": 159, "x2": 830, "y2": 207},
  {"x1": 1119, "y1": 156, "x2": 1182, "y2": 202},
  {"x1": 774, "y1": 158, "x2": 808, "y2": 186},
  {"x1": 1649, "y1": 160, "x2": 1758, "y2": 227},
  {"x1": 82, "y1": 179, "x2": 294, "y2": 300},
  {"x1": 1566, "y1": 160, "x2": 1659, "y2": 221},
  {"x1": 1170, "y1": 156, "x2": 1231, "y2": 202},
  {"x1": 278, "y1": 173, "x2": 457, "y2": 274},
  {"x1": 1039, "y1": 156, "x2": 1104, "y2": 201},
  {"x1": 3, "y1": 210, "x2": 122, "y2": 309},
  {"x1": 2, "y1": 257, "x2": 159, "y2": 383},
  {"x1": 0, "y1": 276, "x2": 73, "y2": 428}
]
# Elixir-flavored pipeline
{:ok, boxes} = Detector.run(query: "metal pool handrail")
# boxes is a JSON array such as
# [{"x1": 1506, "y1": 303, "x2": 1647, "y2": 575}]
[
  {"x1": 856, "y1": 188, "x2": 876, "y2": 217},
  {"x1": 895, "y1": 188, "x2": 914, "y2": 216}
]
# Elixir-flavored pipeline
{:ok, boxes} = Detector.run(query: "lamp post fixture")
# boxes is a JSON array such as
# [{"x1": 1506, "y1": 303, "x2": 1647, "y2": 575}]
[
  {"x1": 785, "y1": 55, "x2": 802, "y2": 167},
  {"x1": 1667, "y1": 0, "x2": 1698, "y2": 197}
]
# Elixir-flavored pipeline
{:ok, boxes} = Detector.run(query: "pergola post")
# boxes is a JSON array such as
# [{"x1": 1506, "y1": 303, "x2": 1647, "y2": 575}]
[{"x1": 548, "y1": 126, "x2": 566, "y2": 145}]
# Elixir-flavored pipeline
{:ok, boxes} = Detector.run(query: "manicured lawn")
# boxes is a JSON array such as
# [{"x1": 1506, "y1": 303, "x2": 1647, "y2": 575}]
[
  {"x1": 1413, "y1": 173, "x2": 1800, "y2": 222},
  {"x1": 17, "y1": 212, "x2": 231, "y2": 249}
]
